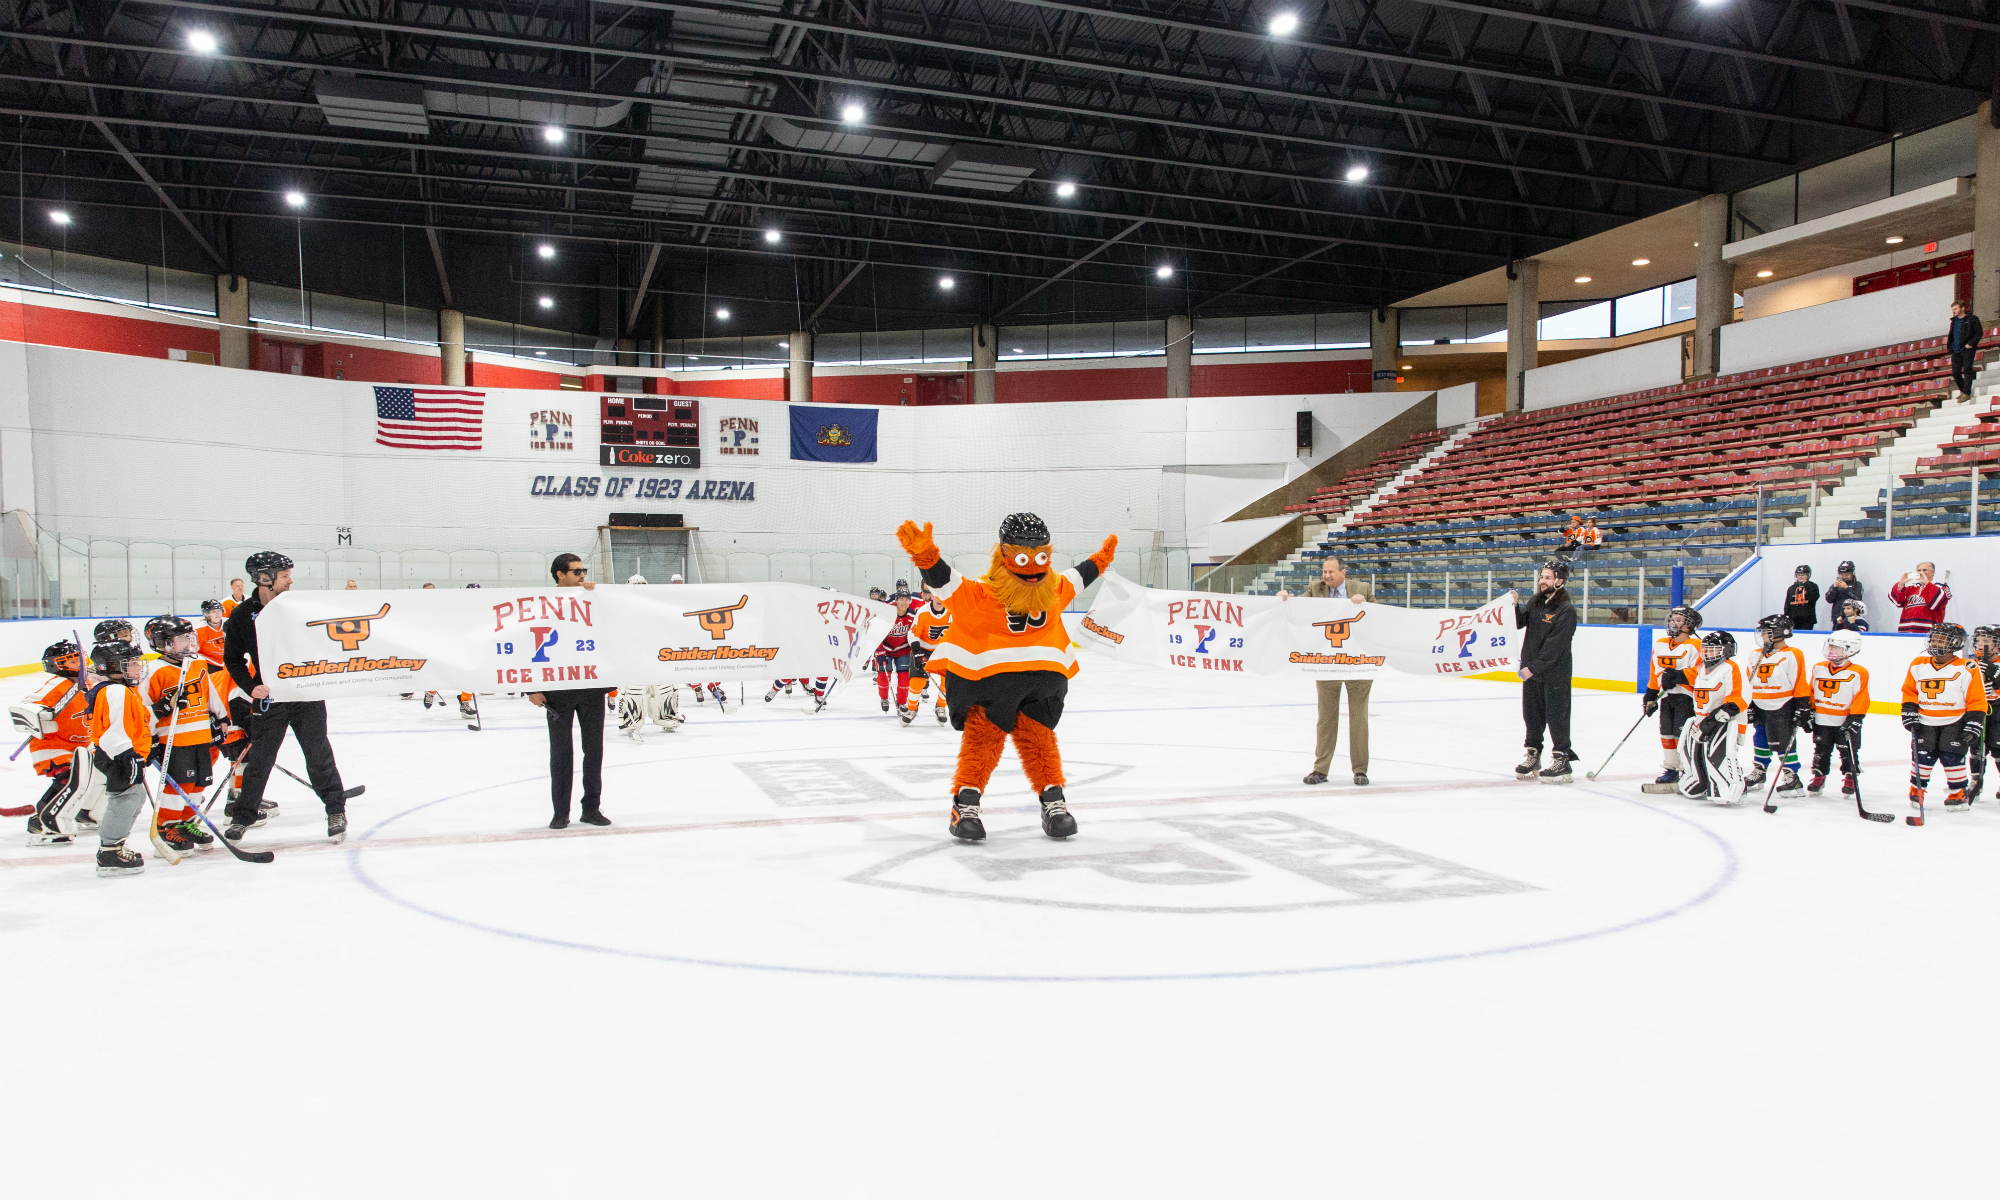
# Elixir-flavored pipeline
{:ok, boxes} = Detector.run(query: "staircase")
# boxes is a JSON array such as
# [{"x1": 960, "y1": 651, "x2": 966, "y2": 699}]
[
  {"x1": 1769, "y1": 397, "x2": 1984, "y2": 545},
  {"x1": 1244, "y1": 417, "x2": 1492, "y2": 594}
]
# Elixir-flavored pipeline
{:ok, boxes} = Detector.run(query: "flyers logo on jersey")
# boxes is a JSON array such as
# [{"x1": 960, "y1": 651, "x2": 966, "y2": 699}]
[
  {"x1": 1920, "y1": 677, "x2": 1950, "y2": 699},
  {"x1": 684, "y1": 596, "x2": 750, "y2": 641},
  {"x1": 1314, "y1": 614, "x2": 1365, "y2": 648},
  {"x1": 307, "y1": 604, "x2": 391, "y2": 652},
  {"x1": 1005, "y1": 611, "x2": 1049, "y2": 634}
]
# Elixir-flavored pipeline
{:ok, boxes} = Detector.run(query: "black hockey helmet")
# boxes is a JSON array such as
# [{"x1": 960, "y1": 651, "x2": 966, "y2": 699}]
[
  {"x1": 1700, "y1": 630, "x2": 1737, "y2": 665},
  {"x1": 145, "y1": 614, "x2": 194, "y2": 656},
  {"x1": 89, "y1": 639, "x2": 143, "y2": 680},
  {"x1": 1841, "y1": 598, "x2": 1867, "y2": 618},
  {"x1": 1837, "y1": 559, "x2": 1856, "y2": 575},
  {"x1": 1667, "y1": 605, "x2": 1702, "y2": 634},
  {"x1": 868, "y1": 586, "x2": 887, "y2": 601},
  {"x1": 1756, "y1": 613, "x2": 1793, "y2": 644},
  {"x1": 245, "y1": 550, "x2": 293, "y2": 588},
  {"x1": 200, "y1": 599, "x2": 224, "y2": 615},
  {"x1": 465, "y1": 583, "x2": 481, "y2": 588},
  {"x1": 1929, "y1": 621, "x2": 1968, "y2": 658},
  {"x1": 41, "y1": 640, "x2": 80, "y2": 679},
  {"x1": 998, "y1": 512, "x2": 1051, "y2": 546},
  {"x1": 93, "y1": 618, "x2": 132, "y2": 645},
  {"x1": 1540, "y1": 558, "x2": 1570, "y2": 582},
  {"x1": 1974, "y1": 624, "x2": 2000, "y2": 660}
]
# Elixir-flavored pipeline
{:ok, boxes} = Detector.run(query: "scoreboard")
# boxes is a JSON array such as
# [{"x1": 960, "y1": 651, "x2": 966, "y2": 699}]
[{"x1": 600, "y1": 395, "x2": 700, "y2": 467}]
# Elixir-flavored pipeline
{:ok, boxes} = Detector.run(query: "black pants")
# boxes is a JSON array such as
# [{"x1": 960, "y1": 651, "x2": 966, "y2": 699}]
[
  {"x1": 1522, "y1": 675, "x2": 1572, "y2": 756},
  {"x1": 543, "y1": 688, "x2": 610, "y2": 817},
  {"x1": 229, "y1": 700, "x2": 346, "y2": 821},
  {"x1": 1658, "y1": 692, "x2": 1694, "y2": 740},
  {"x1": 1953, "y1": 349, "x2": 1977, "y2": 395},
  {"x1": 1810, "y1": 723, "x2": 1863, "y2": 776}
]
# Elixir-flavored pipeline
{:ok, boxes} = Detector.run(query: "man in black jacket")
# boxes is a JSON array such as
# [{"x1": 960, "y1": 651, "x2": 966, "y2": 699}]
[
  {"x1": 528, "y1": 553, "x2": 611, "y2": 830},
  {"x1": 1950, "y1": 300, "x2": 1983, "y2": 400},
  {"x1": 1515, "y1": 560, "x2": 1580, "y2": 784},
  {"x1": 221, "y1": 551, "x2": 353, "y2": 842}
]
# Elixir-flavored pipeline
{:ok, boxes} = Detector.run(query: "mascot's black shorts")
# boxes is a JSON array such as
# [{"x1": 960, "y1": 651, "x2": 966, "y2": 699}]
[{"x1": 943, "y1": 669, "x2": 1067, "y2": 734}]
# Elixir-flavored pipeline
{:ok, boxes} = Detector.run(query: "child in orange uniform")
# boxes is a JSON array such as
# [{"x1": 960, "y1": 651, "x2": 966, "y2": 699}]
[
  {"x1": 1806, "y1": 630, "x2": 1870, "y2": 798},
  {"x1": 1678, "y1": 630, "x2": 1748, "y2": 804},
  {"x1": 1900, "y1": 622, "x2": 1988, "y2": 823},
  {"x1": 196, "y1": 599, "x2": 228, "y2": 666},
  {"x1": 1744, "y1": 613, "x2": 1811, "y2": 794},
  {"x1": 902, "y1": 586, "x2": 952, "y2": 727},
  {"x1": 17, "y1": 640, "x2": 93, "y2": 844},
  {"x1": 84, "y1": 640, "x2": 155, "y2": 877},
  {"x1": 142, "y1": 615, "x2": 226, "y2": 854}
]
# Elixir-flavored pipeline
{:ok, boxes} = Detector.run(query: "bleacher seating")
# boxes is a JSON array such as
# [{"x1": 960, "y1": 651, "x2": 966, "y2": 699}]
[
  {"x1": 1246, "y1": 331, "x2": 1992, "y2": 609},
  {"x1": 1282, "y1": 427, "x2": 1446, "y2": 518}
]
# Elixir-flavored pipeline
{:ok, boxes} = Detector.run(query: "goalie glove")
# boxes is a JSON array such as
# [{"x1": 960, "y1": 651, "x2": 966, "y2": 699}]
[{"x1": 1697, "y1": 714, "x2": 1723, "y2": 740}]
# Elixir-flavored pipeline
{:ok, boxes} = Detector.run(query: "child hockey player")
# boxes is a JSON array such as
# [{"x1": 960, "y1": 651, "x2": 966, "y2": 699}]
[
  {"x1": 141, "y1": 615, "x2": 225, "y2": 855},
  {"x1": 1744, "y1": 614, "x2": 1810, "y2": 795},
  {"x1": 17, "y1": 640, "x2": 92, "y2": 844},
  {"x1": 1832, "y1": 599, "x2": 1869, "y2": 633},
  {"x1": 196, "y1": 600, "x2": 227, "y2": 665},
  {"x1": 903, "y1": 586, "x2": 952, "y2": 726},
  {"x1": 875, "y1": 589, "x2": 916, "y2": 715},
  {"x1": 93, "y1": 618, "x2": 134, "y2": 648},
  {"x1": 1806, "y1": 630, "x2": 1869, "y2": 797},
  {"x1": 1641, "y1": 605, "x2": 1702, "y2": 793},
  {"x1": 1901, "y1": 622, "x2": 1987, "y2": 823},
  {"x1": 1678, "y1": 630, "x2": 1748, "y2": 804},
  {"x1": 84, "y1": 639, "x2": 155, "y2": 876},
  {"x1": 1968, "y1": 624, "x2": 2000, "y2": 802}
]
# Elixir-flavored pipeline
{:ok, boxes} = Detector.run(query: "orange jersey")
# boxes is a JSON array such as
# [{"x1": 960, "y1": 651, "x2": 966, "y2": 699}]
[
  {"x1": 89, "y1": 682, "x2": 154, "y2": 767},
  {"x1": 221, "y1": 598, "x2": 239, "y2": 616},
  {"x1": 1648, "y1": 634, "x2": 1700, "y2": 696},
  {"x1": 143, "y1": 658, "x2": 226, "y2": 747},
  {"x1": 196, "y1": 623, "x2": 226, "y2": 666},
  {"x1": 1902, "y1": 655, "x2": 1989, "y2": 726},
  {"x1": 911, "y1": 599, "x2": 953, "y2": 649},
  {"x1": 1689, "y1": 658, "x2": 1746, "y2": 720},
  {"x1": 24, "y1": 675, "x2": 90, "y2": 777},
  {"x1": 927, "y1": 570, "x2": 1082, "y2": 680}
]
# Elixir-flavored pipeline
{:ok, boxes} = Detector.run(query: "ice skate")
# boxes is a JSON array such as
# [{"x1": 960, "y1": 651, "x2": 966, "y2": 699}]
[
  {"x1": 1774, "y1": 768, "x2": 1804, "y2": 795},
  {"x1": 423, "y1": 691, "x2": 436, "y2": 709},
  {"x1": 459, "y1": 699, "x2": 477, "y2": 719},
  {"x1": 95, "y1": 840, "x2": 143, "y2": 877},
  {"x1": 936, "y1": 703, "x2": 947, "y2": 725},
  {"x1": 1640, "y1": 769, "x2": 1680, "y2": 795},
  {"x1": 784, "y1": 682, "x2": 794, "y2": 695},
  {"x1": 1514, "y1": 749, "x2": 1541, "y2": 780},
  {"x1": 708, "y1": 684, "x2": 729, "y2": 711},
  {"x1": 1039, "y1": 786, "x2": 1077, "y2": 838},
  {"x1": 880, "y1": 695, "x2": 891, "y2": 713},
  {"x1": 327, "y1": 812, "x2": 348, "y2": 843},
  {"x1": 1743, "y1": 764, "x2": 1767, "y2": 790},
  {"x1": 948, "y1": 789, "x2": 985, "y2": 842},
  {"x1": 1944, "y1": 788, "x2": 1970, "y2": 812},
  {"x1": 1841, "y1": 774, "x2": 1858, "y2": 797},
  {"x1": 24, "y1": 816, "x2": 70, "y2": 846},
  {"x1": 1806, "y1": 772, "x2": 1827, "y2": 795},
  {"x1": 899, "y1": 705, "x2": 916, "y2": 726},
  {"x1": 156, "y1": 822, "x2": 198, "y2": 857},
  {"x1": 1538, "y1": 751, "x2": 1575, "y2": 785},
  {"x1": 177, "y1": 819, "x2": 214, "y2": 851},
  {"x1": 1908, "y1": 786, "x2": 1927, "y2": 826},
  {"x1": 764, "y1": 684, "x2": 780, "y2": 704},
  {"x1": 74, "y1": 810, "x2": 96, "y2": 831}
]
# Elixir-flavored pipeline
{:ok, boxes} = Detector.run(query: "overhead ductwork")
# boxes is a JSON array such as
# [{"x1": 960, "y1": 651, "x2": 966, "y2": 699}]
[
  {"x1": 316, "y1": 78, "x2": 428, "y2": 135},
  {"x1": 424, "y1": 88, "x2": 633, "y2": 129},
  {"x1": 316, "y1": 78, "x2": 635, "y2": 135},
  {"x1": 928, "y1": 144, "x2": 1039, "y2": 193},
  {"x1": 763, "y1": 116, "x2": 947, "y2": 165}
]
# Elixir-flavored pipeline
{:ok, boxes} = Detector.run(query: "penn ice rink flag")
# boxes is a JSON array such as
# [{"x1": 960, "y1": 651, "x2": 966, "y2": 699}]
[
  {"x1": 788, "y1": 405, "x2": 878, "y2": 463},
  {"x1": 1077, "y1": 570, "x2": 1519, "y2": 680}
]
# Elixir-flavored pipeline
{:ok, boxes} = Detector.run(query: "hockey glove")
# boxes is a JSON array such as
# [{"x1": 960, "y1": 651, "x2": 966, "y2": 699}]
[
  {"x1": 1960, "y1": 719, "x2": 1986, "y2": 754},
  {"x1": 1642, "y1": 689, "x2": 1659, "y2": 717},
  {"x1": 150, "y1": 696, "x2": 174, "y2": 720},
  {"x1": 1747, "y1": 705, "x2": 1766, "y2": 728},
  {"x1": 1697, "y1": 714, "x2": 1723, "y2": 740},
  {"x1": 93, "y1": 747, "x2": 143, "y2": 792},
  {"x1": 1659, "y1": 668, "x2": 1687, "y2": 691},
  {"x1": 1790, "y1": 696, "x2": 1815, "y2": 725},
  {"x1": 1901, "y1": 702, "x2": 1923, "y2": 734},
  {"x1": 1844, "y1": 715, "x2": 1867, "y2": 734}
]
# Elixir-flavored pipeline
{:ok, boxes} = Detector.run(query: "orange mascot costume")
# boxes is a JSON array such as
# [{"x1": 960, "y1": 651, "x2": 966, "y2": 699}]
[{"x1": 896, "y1": 512, "x2": 1116, "y2": 841}]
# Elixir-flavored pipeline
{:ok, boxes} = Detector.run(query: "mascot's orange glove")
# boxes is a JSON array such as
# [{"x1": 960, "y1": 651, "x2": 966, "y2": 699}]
[
  {"x1": 897, "y1": 520, "x2": 941, "y2": 569},
  {"x1": 1088, "y1": 534, "x2": 1118, "y2": 573}
]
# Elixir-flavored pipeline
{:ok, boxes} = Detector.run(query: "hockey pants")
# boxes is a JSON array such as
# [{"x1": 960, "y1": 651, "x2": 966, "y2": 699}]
[
  {"x1": 1750, "y1": 706, "x2": 1802, "y2": 770},
  {"x1": 1657, "y1": 693, "x2": 1694, "y2": 769},
  {"x1": 1809, "y1": 724, "x2": 1863, "y2": 778},
  {"x1": 228, "y1": 701, "x2": 348, "y2": 823},
  {"x1": 1910, "y1": 720, "x2": 1975, "y2": 795}
]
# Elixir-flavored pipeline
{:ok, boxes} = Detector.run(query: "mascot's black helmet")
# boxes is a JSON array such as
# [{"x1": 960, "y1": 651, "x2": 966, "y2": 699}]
[{"x1": 999, "y1": 512, "x2": 1050, "y2": 545}]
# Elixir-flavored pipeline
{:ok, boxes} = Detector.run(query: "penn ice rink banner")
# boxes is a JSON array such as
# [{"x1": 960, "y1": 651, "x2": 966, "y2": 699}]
[
  {"x1": 258, "y1": 584, "x2": 895, "y2": 700},
  {"x1": 1078, "y1": 571, "x2": 1520, "y2": 680}
]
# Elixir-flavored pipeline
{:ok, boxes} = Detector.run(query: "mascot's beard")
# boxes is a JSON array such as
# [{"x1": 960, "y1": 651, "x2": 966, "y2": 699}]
[{"x1": 985, "y1": 544, "x2": 1063, "y2": 615}]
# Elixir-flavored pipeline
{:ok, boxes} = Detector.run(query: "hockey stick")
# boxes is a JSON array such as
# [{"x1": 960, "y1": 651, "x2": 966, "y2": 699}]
[
  {"x1": 273, "y1": 761, "x2": 365, "y2": 800},
  {"x1": 0, "y1": 803, "x2": 31, "y2": 817},
  {"x1": 1761, "y1": 717, "x2": 1806, "y2": 814},
  {"x1": 9, "y1": 737, "x2": 26, "y2": 761},
  {"x1": 465, "y1": 695, "x2": 481, "y2": 732},
  {"x1": 1585, "y1": 710, "x2": 1649, "y2": 780},
  {"x1": 1845, "y1": 726, "x2": 1892, "y2": 823},
  {"x1": 159, "y1": 770, "x2": 273, "y2": 864},
  {"x1": 139, "y1": 771, "x2": 182, "y2": 865}
]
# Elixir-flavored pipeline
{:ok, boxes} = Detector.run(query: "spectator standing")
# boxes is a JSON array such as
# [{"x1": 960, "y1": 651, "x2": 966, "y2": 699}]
[
  {"x1": 528, "y1": 554, "x2": 611, "y2": 830},
  {"x1": 1515, "y1": 560, "x2": 1580, "y2": 784},
  {"x1": 1949, "y1": 300, "x2": 1983, "y2": 401},
  {"x1": 1832, "y1": 599, "x2": 1870, "y2": 633},
  {"x1": 1824, "y1": 561, "x2": 1863, "y2": 620},
  {"x1": 1279, "y1": 555, "x2": 1372, "y2": 787},
  {"x1": 1889, "y1": 562, "x2": 1952, "y2": 633},
  {"x1": 1783, "y1": 565, "x2": 1821, "y2": 630}
]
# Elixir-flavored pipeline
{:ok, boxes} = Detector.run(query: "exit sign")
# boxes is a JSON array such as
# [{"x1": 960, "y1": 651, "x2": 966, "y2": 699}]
[{"x1": 1924, "y1": 241, "x2": 1939, "y2": 253}]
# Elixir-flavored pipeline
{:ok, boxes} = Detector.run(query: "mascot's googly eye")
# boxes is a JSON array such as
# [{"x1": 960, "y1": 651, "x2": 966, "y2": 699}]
[
  {"x1": 1013, "y1": 553, "x2": 1031, "y2": 567},
  {"x1": 1034, "y1": 552, "x2": 1049, "y2": 566}
]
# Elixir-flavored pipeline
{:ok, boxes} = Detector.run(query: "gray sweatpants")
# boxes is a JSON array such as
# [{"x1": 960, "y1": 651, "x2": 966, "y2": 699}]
[{"x1": 96, "y1": 783, "x2": 146, "y2": 846}]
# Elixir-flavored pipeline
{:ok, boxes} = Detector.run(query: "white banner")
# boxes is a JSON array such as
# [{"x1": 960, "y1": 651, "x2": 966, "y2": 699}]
[
  {"x1": 259, "y1": 584, "x2": 894, "y2": 700},
  {"x1": 1077, "y1": 571, "x2": 1520, "y2": 680}
]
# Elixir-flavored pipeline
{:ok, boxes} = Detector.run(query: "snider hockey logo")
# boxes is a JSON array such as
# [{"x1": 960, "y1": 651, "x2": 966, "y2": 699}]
[
  {"x1": 1920, "y1": 677, "x2": 1950, "y2": 699},
  {"x1": 307, "y1": 603, "x2": 391, "y2": 652},
  {"x1": 684, "y1": 595, "x2": 750, "y2": 640},
  {"x1": 1313, "y1": 614, "x2": 1365, "y2": 648},
  {"x1": 1816, "y1": 677, "x2": 1844, "y2": 699}
]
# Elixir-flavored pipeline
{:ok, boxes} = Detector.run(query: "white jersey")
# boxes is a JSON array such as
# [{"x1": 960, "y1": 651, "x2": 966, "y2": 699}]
[
  {"x1": 1688, "y1": 658, "x2": 1747, "y2": 721},
  {"x1": 1808, "y1": 662, "x2": 1870, "y2": 727}
]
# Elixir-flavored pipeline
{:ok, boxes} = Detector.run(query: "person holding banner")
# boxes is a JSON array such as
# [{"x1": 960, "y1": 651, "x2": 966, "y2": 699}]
[
  {"x1": 528, "y1": 553, "x2": 611, "y2": 830},
  {"x1": 1280, "y1": 555, "x2": 1371, "y2": 786},
  {"x1": 1515, "y1": 560, "x2": 1579, "y2": 784}
]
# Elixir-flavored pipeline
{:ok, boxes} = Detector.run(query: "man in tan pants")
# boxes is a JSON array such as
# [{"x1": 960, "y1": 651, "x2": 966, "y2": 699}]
[{"x1": 1279, "y1": 555, "x2": 1372, "y2": 786}]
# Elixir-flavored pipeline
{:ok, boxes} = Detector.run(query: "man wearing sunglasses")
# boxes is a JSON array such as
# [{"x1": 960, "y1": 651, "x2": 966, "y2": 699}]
[{"x1": 528, "y1": 553, "x2": 610, "y2": 829}]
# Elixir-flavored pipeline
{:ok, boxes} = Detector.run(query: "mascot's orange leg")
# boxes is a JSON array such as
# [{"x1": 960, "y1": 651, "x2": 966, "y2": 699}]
[
  {"x1": 1010, "y1": 716, "x2": 1065, "y2": 794},
  {"x1": 953, "y1": 707, "x2": 1008, "y2": 796}
]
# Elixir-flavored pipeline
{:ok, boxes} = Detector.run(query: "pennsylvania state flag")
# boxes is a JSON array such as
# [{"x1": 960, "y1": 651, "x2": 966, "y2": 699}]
[{"x1": 789, "y1": 405, "x2": 878, "y2": 463}]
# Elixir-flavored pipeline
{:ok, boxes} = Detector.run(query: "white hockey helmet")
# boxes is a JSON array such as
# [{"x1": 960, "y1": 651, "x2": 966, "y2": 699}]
[
  {"x1": 1824, "y1": 630, "x2": 1863, "y2": 662},
  {"x1": 629, "y1": 574, "x2": 648, "y2": 585},
  {"x1": 670, "y1": 573, "x2": 684, "y2": 583}
]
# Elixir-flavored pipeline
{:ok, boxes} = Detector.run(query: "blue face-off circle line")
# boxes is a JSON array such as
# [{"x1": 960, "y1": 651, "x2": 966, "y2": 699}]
[{"x1": 345, "y1": 745, "x2": 1742, "y2": 984}]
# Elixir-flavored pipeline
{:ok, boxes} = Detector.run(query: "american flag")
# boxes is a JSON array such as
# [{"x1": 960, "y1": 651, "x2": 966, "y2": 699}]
[{"x1": 374, "y1": 386, "x2": 485, "y2": 451}]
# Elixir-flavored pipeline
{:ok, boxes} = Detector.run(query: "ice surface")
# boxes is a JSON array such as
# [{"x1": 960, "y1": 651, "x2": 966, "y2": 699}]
[{"x1": 3, "y1": 658, "x2": 1995, "y2": 1197}]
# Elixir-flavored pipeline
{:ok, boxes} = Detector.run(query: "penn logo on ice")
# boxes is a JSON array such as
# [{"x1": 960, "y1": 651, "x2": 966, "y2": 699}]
[{"x1": 307, "y1": 604, "x2": 391, "y2": 652}]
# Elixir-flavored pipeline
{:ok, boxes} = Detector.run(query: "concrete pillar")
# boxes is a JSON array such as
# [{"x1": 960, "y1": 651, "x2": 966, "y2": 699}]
[
  {"x1": 972, "y1": 322, "x2": 997, "y2": 404},
  {"x1": 1693, "y1": 193, "x2": 1733, "y2": 377},
  {"x1": 788, "y1": 331, "x2": 812, "y2": 404},
  {"x1": 439, "y1": 308, "x2": 465, "y2": 386},
  {"x1": 1166, "y1": 313, "x2": 1192, "y2": 398},
  {"x1": 216, "y1": 274, "x2": 249, "y2": 369},
  {"x1": 1505, "y1": 259, "x2": 1539, "y2": 412},
  {"x1": 1370, "y1": 307, "x2": 1400, "y2": 392},
  {"x1": 1976, "y1": 101, "x2": 2000, "y2": 324}
]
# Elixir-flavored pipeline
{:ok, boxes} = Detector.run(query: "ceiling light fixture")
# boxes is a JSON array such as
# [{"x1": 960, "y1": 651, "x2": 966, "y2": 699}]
[
  {"x1": 1885, "y1": 235, "x2": 1905, "y2": 245},
  {"x1": 1155, "y1": 265, "x2": 1175, "y2": 279},
  {"x1": 538, "y1": 296, "x2": 554, "y2": 309},
  {"x1": 283, "y1": 190, "x2": 306, "y2": 208},
  {"x1": 1631, "y1": 258, "x2": 1651, "y2": 266},
  {"x1": 764, "y1": 229, "x2": 782, "y2": 244},
  {"x1": 1055, "y1": 181, "x2": 1077, "y2": 199},
  {"x1": 1400, "y1": 364, "x2": 1413, "y2": 370},
  {"x1": 938, "y1": 276, "x2": 955, "y2": 291},
  {"x1": 1344, "y1": 165, "x2": 1369, "y2": 183},
  {"x1": 541, "y1": 125, "x2": 565, "y2": 144},
  {"x1": 1756, "y1": 270, "x2": 1774, "y2": 278},
  {"x1": 536, "y1": 243, "x2": 555, "y2": 259},
  {"x1": 48, "y1": 210, "x2": 70, "y2": 225},
  {"x1": 1012, "y1": 347, "x2": 1024, "y2": 354},
  {"x1": 187, "y1": 29, "x2": 219, "y2": 53},
  {"x1": 778, "y1": 341, "x2": 790, "y2": 349},
  {"x1": 840, "y1": 102, "x2": 865, "y2": 123},
  {"x1": 1268, "y1": 11, "x2": 1300, "y2": 36},
  {"x1": 1574, "y1": 275, "x2": 1591, "y2": 283},
  {"x1": 716, "y1": 307, "x2": 731, "y2": 319}
]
